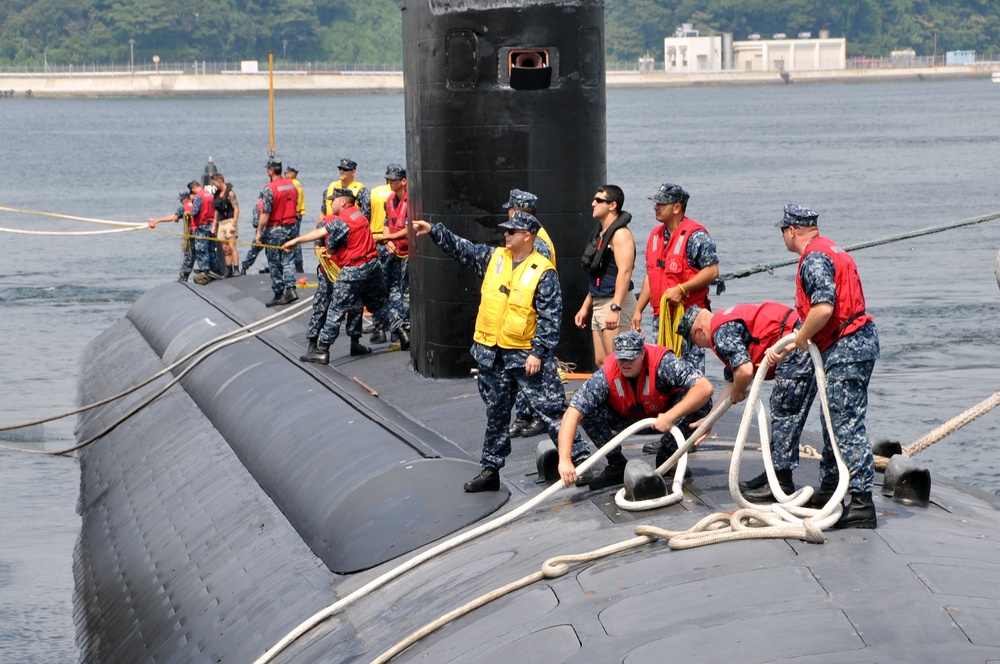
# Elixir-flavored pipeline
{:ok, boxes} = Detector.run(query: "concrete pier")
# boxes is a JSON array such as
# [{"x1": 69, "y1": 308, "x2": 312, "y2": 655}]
[{"x1": 0, "y1": 65, "x2": 996, "y2": 98}]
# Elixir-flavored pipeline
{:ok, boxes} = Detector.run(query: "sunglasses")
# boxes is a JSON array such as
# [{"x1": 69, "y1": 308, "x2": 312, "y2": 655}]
[
  {"x1": 504, "y1": 229, "x2": 528, "y2": 236},
  {"x1": 593, "y1": 197, "x2": 610, "y2": 204}
]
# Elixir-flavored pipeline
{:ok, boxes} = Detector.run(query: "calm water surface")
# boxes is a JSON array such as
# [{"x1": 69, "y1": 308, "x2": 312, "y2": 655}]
[{"x1": 1, "y1": 79, "x2": 999, "y2": 661}]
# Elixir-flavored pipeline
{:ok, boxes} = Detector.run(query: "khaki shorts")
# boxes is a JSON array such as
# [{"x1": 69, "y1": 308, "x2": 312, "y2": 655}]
[
  {"x1": 217, "y1": 220, "x2": 238, "y2": 240},
  {"x1": 591, "y1": 294, "x2": 637, "y2": 332}
]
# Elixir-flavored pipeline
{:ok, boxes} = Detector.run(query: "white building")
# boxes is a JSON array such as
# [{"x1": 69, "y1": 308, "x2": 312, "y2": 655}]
[{"x1": 663, "y1": 25, "x2": 846, "y2": 73}]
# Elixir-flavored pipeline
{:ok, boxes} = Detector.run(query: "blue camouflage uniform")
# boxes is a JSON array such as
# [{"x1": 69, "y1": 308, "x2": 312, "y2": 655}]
[
  {"x1": 260, "y1": 185, "x2": 298, "y2": 296},
  {"x1": 321, "y1": 185, "x2": 376, "y2": 338},
  {"x1": 796, "y1": 249, "x2": 880, "y2": 493},
  {"x1": 569, "y1": 349, "x2": 710, "y2": 469},
  {"x1": 315, "y1": 215, "x2": 402, "y2": 348},
  {"x1": 711, "y1": 319, "x2": 817, "y2": 471},
  {"x1": 649, "y1": 228, "x2": 718, "y2": 373},
  {"x1": 189, "y1": 194, "x2": 224, "y2": 275},
  {"x1": 240, "y1": 202, "x2": 263, "y2": 272},
  {"x1": 512, "y1": 234, "x2": 555, "y2": 423},
  {"x1": 426, "y1": 222, "x2": 590, "y2": 469}
]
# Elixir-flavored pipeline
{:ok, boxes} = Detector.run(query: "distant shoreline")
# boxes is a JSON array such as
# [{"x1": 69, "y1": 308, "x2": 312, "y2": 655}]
[{"x1": 1, "y1": 65, "x2": 996, "y2": 98}]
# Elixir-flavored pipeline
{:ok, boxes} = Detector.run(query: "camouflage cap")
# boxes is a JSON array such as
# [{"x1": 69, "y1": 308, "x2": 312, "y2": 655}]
[
  {"x1": 613, "y1": 330, "x2": 646, "y2": 361},
  {"x1": 337, "y1": 158, "x2": 358, "y2": 171},
  {"x1": 186, "y1": 180, "x2": 200, "y2": 191},
  {"x1": 326, "y1": 187, "x2": 355, "y2": 201},
  {"x1": 777, "y1": 204, "x2": 819, "y2": 228},
  {"x1": 178, "y1": 191, "x2": 191, "y2": 201},
  {"x1": 385, "y1": 163, "x2": 406, "y2": 179},
  {"x1": 284, "y1": 166, "x2": 299, "y2": 175},
  {"x1": 676, "y1": 305, "x2": 702, "y2": 341},
  {"x1": 648, "y1": 183, "x2": 689, "y2": 205},
  {"x1": 501, "y1": 188, "x2": 539, "y2": 209},
  {"x1": 498, "y1": 210, "x2": 541, "y2": 234},
  {"x1": 266, "y1": 157, "x2": 282, "y2": 172}
]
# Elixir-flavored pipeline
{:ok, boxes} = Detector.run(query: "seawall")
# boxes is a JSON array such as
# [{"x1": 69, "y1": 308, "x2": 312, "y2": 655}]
[{"x1": 1, "y1": 65, "x2": 997, "y2": 98}]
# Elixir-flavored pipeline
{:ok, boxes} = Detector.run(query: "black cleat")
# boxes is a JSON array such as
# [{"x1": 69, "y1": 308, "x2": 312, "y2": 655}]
[{"x1": 464, "y1": 467, "x2": 500, "y2": 492}]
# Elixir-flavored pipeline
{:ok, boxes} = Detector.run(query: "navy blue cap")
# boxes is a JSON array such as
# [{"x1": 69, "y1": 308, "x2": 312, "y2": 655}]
[
  {"x1": 501, "y1": 188, "x2": 539, "y2": 209},
  {"x1": 676, "y1": 305, "x2": 702, "y2": 341},
  {"x1": 498, "y1": 210, "x2": 541, "y2": 233},
  {"x1": 284, "y1": 166, "x2": 298, "y2": 175},
  {"x1": 648, "y1": 183, "x2": 689, "y2": 205},
  {"x1": 777, "y1": 204, "x2": 819, "y2": 228},
  {"x1": 326, "y1": 187, "x2": 355, "y2": 200},
  {"x1": 179, "y1": 191, "x2": 191, "y2": 201},
  {"x1": 186, "y1": 180, "x2": 200, "y2": 191},
  {"x1": 613, "y1": 330, "x2": 646, "y2": 360},
  {"x1": 266, "y1": 157, "x2": 282, "y2": 172},
  {"x1": 338, "y1": 158, "x2": 358, "y2": 171},
  {"x1": 385, "y1": 163, "x2": 406, "y2": 179}
]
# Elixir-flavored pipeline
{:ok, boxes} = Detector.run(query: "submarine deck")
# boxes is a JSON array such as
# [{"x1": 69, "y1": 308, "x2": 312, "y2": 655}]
[{"x1": 73, "y1": 275, "x2": 1000, "y2": 663}]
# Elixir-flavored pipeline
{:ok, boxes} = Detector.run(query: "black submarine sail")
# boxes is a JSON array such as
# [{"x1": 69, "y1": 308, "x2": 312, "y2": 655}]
[{"x1": 404, "y1": 0, "x2": 606, "y2": 377}]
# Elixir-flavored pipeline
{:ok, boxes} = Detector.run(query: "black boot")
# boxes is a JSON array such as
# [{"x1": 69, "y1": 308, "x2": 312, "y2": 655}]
[
  {"x1": 519, "y1": 418, "x2": 546, "y2": 437},
  {"x1": 744, "y1": 469, "x2": 794, "y2": 503},
  {"x1": 265, "y1": 291, "x2": 284, "y2": 307},
  {"x1": 395, "y1": 328, "x2": 410, "y2": 350},
  {"x1": 350, "y1": 338, "x2": 372, "y2": 356},
  {"x1": 299, "y1": 339, "x2": 318, "y2": 362},
  {"x1": 300, "y1": 342, "x2": 330, "y2": 365},
  {"x1": 239, "y1": 265, "x2": 248, "y2": 276},
  {"x1": 808, "y1": 474, "x2": 841, "y2": 508},
  {"x1": 833, "y1": 491, "x2": 877, "y2": 529},
  {"x1": 509, "y1": 417, "x2": 531, "y2": 437},
  {"x1": 177, "y1": 274, "x2": 189, "y2": 283},
  {"x1": 739, "y1": 471, "x2": 768, "y2": 492},
  {"x1": 464, "y1": 467, "x2": 500, "y2": 492},
  {"x1": 269, "y1": 288, "x2": 296, "y2": 306},
  {"x1": 370, "y1": 328, "x2": 387, "y2": 344},
  {"x1": 588, "y1": 463, "x2": 626, "y2": 491}
]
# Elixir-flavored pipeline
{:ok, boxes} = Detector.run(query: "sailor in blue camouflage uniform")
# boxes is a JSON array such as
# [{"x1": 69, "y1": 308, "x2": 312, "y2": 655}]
[
  {"x1": 556, "y1": 330, "x2": 713, "y2": 490},
  {"x1": 412, "y1": 212, "x2": 590, "y2": 492},
  {"x1": 239, "y1": 195, "x2": 264, "y2": 274},
  {"x1": 283, "y1": 188, "x2": 409, "y2": 364},
  {"x1": 256, "y1": 158, "x2": 300, "y2": 307},
  {"x1": 680, "y1": 303, "x2": 817, "y2": 502},
  {"x1": 502, "y1": 189, "x2": 554, "y2": 440},
  {"x1": 768, "y1": 204, "x2": 880, "y2": 528}
]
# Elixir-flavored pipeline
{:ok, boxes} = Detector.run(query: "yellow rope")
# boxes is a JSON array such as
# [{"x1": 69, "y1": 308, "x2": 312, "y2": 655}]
[{"x1": 656, "y1": 295, "x2": 685, "y2": 356}]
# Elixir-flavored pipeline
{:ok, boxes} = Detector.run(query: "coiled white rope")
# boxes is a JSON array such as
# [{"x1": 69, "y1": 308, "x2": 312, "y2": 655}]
[
  {"x1": 0, "y1": 296, "x2": 314, "y2": 455},
  {"x1": 252, "y1": 417, "x2": 658, "y2": 664}
]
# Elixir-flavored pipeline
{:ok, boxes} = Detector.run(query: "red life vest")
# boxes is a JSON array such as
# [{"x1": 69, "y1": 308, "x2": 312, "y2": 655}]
[
  {"x1": 709, "y1": 302, "x2": 799, "y2": 380},
  {"x1": 645, "y1": 217, "x2": 711, "y2": 315},
  {"x1": 329, "y1": 206, "x2": 378, "y2": 268},
  {"x1": 602, "y1": 344, "x2": 681, "y2": 418},
  {"x1": 385, "y1": 191, "x2": 409, "y2": 256},
  {"x1": 191, "y1": 189, "x2": 215, "y2": 231},
  {"x1": 265, "y1": 177, "x2": 298, "y2": 226},
  {"x1": 795, "y1": 236, "x2": 873, "y2": 351}
]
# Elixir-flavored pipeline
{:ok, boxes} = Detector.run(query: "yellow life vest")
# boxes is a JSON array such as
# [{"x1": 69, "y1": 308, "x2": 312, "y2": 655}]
[
  {"x1": 537, "y1": 226, "x2": 557, "y2": 265},
  {"x1": 473, "y1": 248, "x2": 554, "y2": 350},
  {"x1": 291, "y1": 178, "x2": 305, "y2": 217},
  {"x1": 324, "y1": 179, "x2": 366, "y2": 216},
  {"x1": 369, "y1": 184, "x2": 392, "y2": 238}
]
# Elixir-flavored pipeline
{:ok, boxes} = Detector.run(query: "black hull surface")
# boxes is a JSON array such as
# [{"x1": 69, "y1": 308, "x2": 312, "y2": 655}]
[{"x1": 73, "y1": 276, "x2": 1000, "y2": 663}]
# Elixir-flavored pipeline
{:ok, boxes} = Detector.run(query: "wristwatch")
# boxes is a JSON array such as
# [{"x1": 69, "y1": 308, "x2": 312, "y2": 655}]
[{"x1": 609, "y1": 303, "x2": 621, "y2": 312}]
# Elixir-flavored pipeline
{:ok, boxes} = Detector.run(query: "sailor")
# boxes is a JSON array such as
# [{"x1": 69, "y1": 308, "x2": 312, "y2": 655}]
[
  {"x1": 322, "y1": 158, "x2": 374, "y2": 342},
  {"x1": 376, "y1": 163, "x2": 411, "y2": 337},
  {"x1": 187, "y1": 179, "x2": 226, "y2": 282},
  {"x1": 630, "y1": 183, "x2": 719, "y2": 371},
  {"x1": 283, "y1": 188, "x2": 409, "y2": 364},
  {"x1": 576, "y1": 183, "x2": 636, "y2": 368},
  {"x1": 502, "y1": 188, "x2": 555, "y2": 440},
  {"x1": 411, "y1": 211, "x2": 591, "y2": 492},
  {"x1": 366, "y1": 169, "x2": 394, "y2": 343},
  {"x1": 767, "y1": 204, "x2": 880, "y2": 528},
  {"x1": 556, "y1": 330, "x2": 713, "y2": 490},
  {"x1": 148, "y1": 190, "x2": 198, "y2": 283},
  {"x1": 210, "y1": 172, "x2": 240, "y2": 277},
  {"x1": 680, "y1": 302, "x2": 816, "y2": 502},
  {"x1": 256, "y1": 158, "x2": 300, "y2": 307},
  {"x1": 240, "y1": 195, "x2": 264, "y2": 275},
  {"x1": 284, "y1": 166, "x2": 306, "y2": 273}
]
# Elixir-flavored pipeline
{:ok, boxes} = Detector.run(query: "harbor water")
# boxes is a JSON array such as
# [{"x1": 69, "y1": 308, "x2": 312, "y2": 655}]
[{"x1": 1, "y1": 79, "x2": 999, "y2": 661}]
